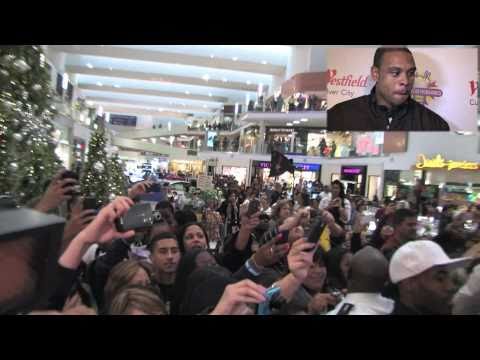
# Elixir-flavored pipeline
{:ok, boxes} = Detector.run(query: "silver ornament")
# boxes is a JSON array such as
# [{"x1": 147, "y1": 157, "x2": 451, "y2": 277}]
[
  {"x1": 13, "y1": 59, "x2": 31, "y2": 73},
  {"x1": 9, "y1": 162, "x2": 18, "y2": 172},
  {"x1": 32, "y1": 84, "x2": 42, "y2": 91},
  {"x1": 94, "y1": 162, "x2": 105, "y2": 173},
  {"x1": 12, "y1": 119, "x2": 20, "y2": 127},
  {"x1": 108, "y1": 193, "x2": 116, "y2": 201},
  {"x1": 13, "y1": 133, "x2": 23, "y2": 142},
  {"x1": 0, "y1": 69, "x2": 9, "y2": 77},
  {"x1": 39, "y1": 166, "x2": 44, "y2": 170},
  {"x1": 26, "y1": 140, "x2": 32, "y2": 146},
  {"x1": 19, "y1": 192, "x2": 25, "y2": 198},
  {"x1": 2, "y1": 54, "x2": 15, "y2": 63},
  {"x1": 22, "y1": 91, "x2": 29, "y2": 100},
  {"x1": 1, "y1": 100, "x2": 15, "y2": 109}
]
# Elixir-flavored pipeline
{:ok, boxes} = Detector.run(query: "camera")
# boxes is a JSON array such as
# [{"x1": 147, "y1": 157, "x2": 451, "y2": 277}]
[{"x1": 115, "y1": 203, "x2": 163, "y2": 232}]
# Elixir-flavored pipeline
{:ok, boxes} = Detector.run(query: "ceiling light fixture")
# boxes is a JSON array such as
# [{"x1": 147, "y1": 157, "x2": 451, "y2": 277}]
[
  {"x1": 293, "y1": 120, "x2": 300, "y2": 124},
  {"x1": 246, "y1": 80, "x2": 251, "y2": 85},
  {"x1": 114, "y1": 84, "x2": 120, "y2": 88},
  {"x1": 185, "y1": 91, "x2": 190, "y2": 95},
  {"x1": 96, "y1": 82, "x2": 103, "y2": 87},
  {"x1": 210, "y1": 54, "x2": 215, "y2": 59},
  {"x1": 261, "y1": 60, "x2": 268, "y2": 65},
  {"x1": 208, "y1": 93, "x2": 213, "y2": 97},
  {"x1": 300, "y1": 118, "x2": 308, "y2": 122},
  {"x1": 202, "y1": 74, "x2": 210, "y2": 81},
  {"x1": 232, "y1": 57, "x2": 238, "y2": 61},
  {"x1": 286, "y1": 122, "x2": 293, "y2": 126},
  {"x1": 86, "y1": 63, "x2": 93, "y2": 69},
  {"x1": 222, "y1": 78, "x2": 228, "y2": 82}
]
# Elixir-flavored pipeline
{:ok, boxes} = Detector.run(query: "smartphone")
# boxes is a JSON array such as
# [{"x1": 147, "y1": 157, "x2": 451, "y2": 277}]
[
  {"x1": 147, "y1": 183, "x2": 162, "y2": 193},
  {"x1": 83, "y1": 197, "x2": 100, "y2": 211},
  {"x1": 246, "y1": 199, "x2": 260, "y2": 217},
  {"x1": 61, "y1": 171, "x2": 81, "y2": 196},
  {"x1": 115, "y1": 203, "x2": 154, "y2": 233}
]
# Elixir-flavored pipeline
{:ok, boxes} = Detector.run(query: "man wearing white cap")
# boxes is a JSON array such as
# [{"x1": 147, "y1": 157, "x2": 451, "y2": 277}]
[{"x1": 389, "y1": 240, "x2": 472, "y2": 315}]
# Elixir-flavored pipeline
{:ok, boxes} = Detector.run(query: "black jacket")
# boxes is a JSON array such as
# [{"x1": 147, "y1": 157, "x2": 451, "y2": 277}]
[
  {"x1": 327, "y1": 86, "x2": 450, "y2": 131},
  {"x1": 390, "y1": 301, "x2": 424, "y2": 315}
]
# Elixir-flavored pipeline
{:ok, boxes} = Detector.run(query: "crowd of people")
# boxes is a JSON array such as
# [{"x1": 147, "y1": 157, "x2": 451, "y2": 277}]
[{"x1": 1, "y1": 169, "x2": 479, "y2": 315}]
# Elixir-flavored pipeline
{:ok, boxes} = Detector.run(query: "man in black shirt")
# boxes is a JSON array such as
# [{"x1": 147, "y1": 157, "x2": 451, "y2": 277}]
[
  {"x1": 149, "y1": 232, "x2": 181, "y2": 312},
  {"x1": 328, "y1": 47, "x2": 450, "y2": 131}
]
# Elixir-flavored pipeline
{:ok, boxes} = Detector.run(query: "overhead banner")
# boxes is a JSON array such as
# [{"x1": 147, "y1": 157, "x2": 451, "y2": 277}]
[{"x1": 327, "y1": 47, "x2": 478, "y2": 131}]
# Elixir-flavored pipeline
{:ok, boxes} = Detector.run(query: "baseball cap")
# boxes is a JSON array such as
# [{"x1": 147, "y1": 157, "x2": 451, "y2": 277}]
[{"x1": 389, "y1": 240, "x2": 472, "y2": 284}]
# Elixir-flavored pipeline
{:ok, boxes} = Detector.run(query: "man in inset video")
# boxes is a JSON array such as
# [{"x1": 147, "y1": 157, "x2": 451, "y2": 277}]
[{"x1": 327, "y1": 46, "x2": 450, "y2": 131}]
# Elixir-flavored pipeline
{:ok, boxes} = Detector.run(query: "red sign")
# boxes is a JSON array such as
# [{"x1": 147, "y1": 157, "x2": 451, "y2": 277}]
[{"x1": 327, "y1": 69, "x2": 369, "y2": 88}]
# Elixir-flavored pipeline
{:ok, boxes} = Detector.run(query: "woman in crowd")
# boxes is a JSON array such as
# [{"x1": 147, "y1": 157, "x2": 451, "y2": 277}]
[
  {"x1": 259, "y1": 193, "x2": 272, "y2": 216},
  {"x1": 279, "y1": 247, "x2": 342, "y2": 314},
  {"x1": 103, "y1": 259, "x2": 153, "y2": 313},
  {"x1": 176, "y1": 222, "x2": 211, "y2": 253},
  {"x1": 320, "y1": 180, "x2": 351, "y2": 228},
  {"x1": 107, "y1": 285, "x2": 167, "y2": 315},
  {"x1": 202, "y1": 199, "x2": 223, "y2": 253},
  {"x1": 218, "y1": 190, "x2": 241, "y2": 235},
  {"x1": 269, "y1": 199, "x2": 293, "y2": 229},
  {"x1": 325, "y1": 246, "x2": 352, "y2": 294}
]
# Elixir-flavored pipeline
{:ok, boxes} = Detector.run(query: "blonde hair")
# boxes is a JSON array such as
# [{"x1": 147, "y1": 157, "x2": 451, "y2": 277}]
[
  {"x1": 107, "y1": 285, "x2": 166, "y2": 315},
  {"x1": 104, "y1": 259, "x2": 153, "y2": 307}
]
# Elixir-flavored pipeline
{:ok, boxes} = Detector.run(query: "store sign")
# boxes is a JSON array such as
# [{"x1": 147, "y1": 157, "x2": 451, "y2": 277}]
[
  {"x1": 416, "y1": 154, "x2": 479, "y2": 171},
  {"x1": 268, "y1": 128, "x2": 294, "y2": 133},
  {"x1": 295, "y1": 163, "x2": 320, "y2": 171},
  {"x1": 342, "y1": 167, "x2": 363, "y2": 175},
  {"x1": 197, "y1": 175, "x2": 214, "y2": 190},
  {"x1": 256, "y1": 161, "x2": 319, "y2": 172},
  {"x1": 257, "y1": 162, "x2": 271, "y2": 169}
]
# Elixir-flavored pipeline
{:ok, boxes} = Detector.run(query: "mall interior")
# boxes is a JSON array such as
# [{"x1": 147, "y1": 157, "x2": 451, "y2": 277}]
[{"x1": 41, "y1": 45, "x2": 480, "y2": 206}]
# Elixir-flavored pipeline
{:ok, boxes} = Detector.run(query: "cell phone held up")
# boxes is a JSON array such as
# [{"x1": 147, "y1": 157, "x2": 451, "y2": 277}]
[
  {"x1": 115, "y1": 203, "x2": 155, "y2": 233},
  {"x1": 246, "y1": 199, "x2": 260, "y2": 217},
  {"x1": 61, "y1": 171, "x2": 81, "y2": 196},
  {"x1": 83, "y1": 197, "x2": 101, "y2": 211},
  {"x1": 147, "y1": 183, "x2": 162, "y2": 193}
]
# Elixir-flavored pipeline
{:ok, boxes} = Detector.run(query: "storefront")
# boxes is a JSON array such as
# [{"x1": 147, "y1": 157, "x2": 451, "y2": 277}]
[
  {"x1": 266, "y1": 129, "x2": 383, "y2": 159},
  {"x1": 222, "y1": 166, "x2": 248, "y2": 185},
  {"x1": 384, "y1": 154, "x2": 480, "y2": 205},
  {"x1": 52, "y1": 123, "x2": 72, "y2": 169},
  {"x1": 340, "y1": 166, "x2": 368, "y2": 196},
  {"x1": 169, "y1": 159, "x2": 205, "y2": 177},
  {"x1": 239, "y1": 126, "x2": 260, "y2": 154},
  {"x1": 252, "y1": 161, "x2": 321, "y2": 188}
]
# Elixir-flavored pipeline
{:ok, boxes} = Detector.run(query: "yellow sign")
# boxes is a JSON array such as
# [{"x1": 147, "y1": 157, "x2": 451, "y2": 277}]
[{"x1": 416, "y1": 154, "x2": 479, "y2": 171}]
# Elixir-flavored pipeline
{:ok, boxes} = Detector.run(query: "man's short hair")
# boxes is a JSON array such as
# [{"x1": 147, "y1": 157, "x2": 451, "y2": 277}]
[
  {"x1": 373, "y1": 46, "x2": 413, "y2": 68},
  {"x1": 393, "y1": 208, "x2": 417, "y2": 227},
  {"x1": 149, "y1": 232, "x2": 178, "y2": 252}
]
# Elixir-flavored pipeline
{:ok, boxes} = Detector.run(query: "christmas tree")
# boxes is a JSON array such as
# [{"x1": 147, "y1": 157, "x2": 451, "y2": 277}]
[
  {"x1": 80, "y1": 124, "x2": 110, "y2": 206},
  {"x1": 0, "y1": 45, "x2": 62, "y2": 203},
  {"x1": 108, "y1": 153, "x2": 128, "y2": 197}
]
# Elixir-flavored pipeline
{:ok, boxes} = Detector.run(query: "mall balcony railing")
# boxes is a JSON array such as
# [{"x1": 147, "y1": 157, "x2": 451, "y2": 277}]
[{"x1": 200, "y1": 138, "x2": 388, "y2": 160}]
